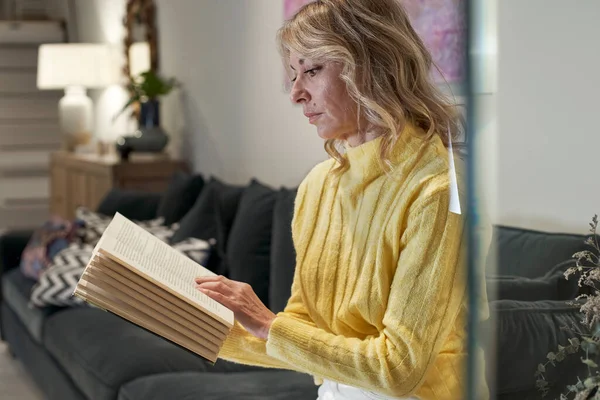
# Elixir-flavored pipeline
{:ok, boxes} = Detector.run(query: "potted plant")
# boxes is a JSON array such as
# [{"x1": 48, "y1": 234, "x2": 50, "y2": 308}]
[
  {"x1": 535, "y1": 215, "x2": 600, "y2": 399},
  {"x1": 115, "y1": 70, "x2": 179, "y2": 158}
]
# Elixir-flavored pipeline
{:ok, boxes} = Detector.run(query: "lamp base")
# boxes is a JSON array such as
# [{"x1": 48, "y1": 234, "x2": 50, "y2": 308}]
[
  {"x1": 63, "y1": 131, "x2": 92, "y2": 152},
  {"x1": 59, "y1": 86, "x2": 93, "y2": 152}
]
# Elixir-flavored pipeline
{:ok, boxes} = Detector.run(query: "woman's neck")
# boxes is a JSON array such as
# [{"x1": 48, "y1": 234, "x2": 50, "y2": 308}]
[{"x1": 344, "y1": 130, "x2": 381, "y2": 148}]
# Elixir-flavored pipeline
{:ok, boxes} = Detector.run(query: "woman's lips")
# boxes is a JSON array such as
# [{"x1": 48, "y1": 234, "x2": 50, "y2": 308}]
[{"x1": 305, "y1": 113, "x2": 322, "y2": 124}]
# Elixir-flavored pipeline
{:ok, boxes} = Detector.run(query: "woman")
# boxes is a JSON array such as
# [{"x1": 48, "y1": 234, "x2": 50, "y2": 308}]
[{"x1": 195, "y1": 0, "x2": 489, "y2": 399}]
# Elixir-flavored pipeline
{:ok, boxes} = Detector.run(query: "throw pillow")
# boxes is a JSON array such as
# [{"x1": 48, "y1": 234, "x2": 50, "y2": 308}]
[
  {"x1": 213, "y1": 178, "x2": 245, "y2": 272},
  {"x1": 30, "y1": 234, "x2": 213, "y2": 308},
  {"x1": 486, "y1": 259, "x2": 580, "y2": 302},
  {"x1": 170, "y1": 177, "x2": 244, "y2": 274},
  {"x1": 269, "y1": 187, "x2": 298, "y2": 313},
  {"x1": 224, "y1": 179, "x2": 277, "y2": 306},
  {"x1": 19, "y1": 216, "x2": 85, "y2": 281},
  {"x1": 156, "y1": 171, "x2": 205, "y2": 225},
  {"x1": 75, "y1": 207, "x2": 175, "y2": 245},
  {"x1": 96, "y1": 189, "x2": 162, "y2": 221},
  {"x1": 488, "y1": 225, "x2": 590, "y2": 278},
  {"x1": 171, "y1": 237, "x2": 213, "y2": 266},
  {"x1": 29, "y1": 242, "x2": 93, "y2": 307},
  {"x1": 170, "y1": 178, "x2": 222, "y2": 244}
]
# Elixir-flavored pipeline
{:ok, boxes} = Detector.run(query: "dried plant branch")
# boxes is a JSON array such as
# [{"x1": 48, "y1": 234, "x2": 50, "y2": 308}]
[{"x1": 536, "y1": 215, "x2": 600, "y2": 399}]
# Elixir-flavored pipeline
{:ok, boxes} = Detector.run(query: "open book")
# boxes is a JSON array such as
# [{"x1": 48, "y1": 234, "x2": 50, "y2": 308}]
[{"x1": 73, "y1": 212, "x2": 233, "y2": 363}]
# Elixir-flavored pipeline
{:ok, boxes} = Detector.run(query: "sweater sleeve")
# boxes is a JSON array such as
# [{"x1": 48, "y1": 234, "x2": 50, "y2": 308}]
[
  {"x1": 216, "y1": 179, "x2": 314, "y2": 371},
  {"x1": 217, "y1": 269, "x2": 316, "y2": 370},
  {"x1": 217, "y1": 322, "x2": 296, "y2": 369},
  {"x1": 265, "y1": 187, "x2": 467, "y2": 398}
]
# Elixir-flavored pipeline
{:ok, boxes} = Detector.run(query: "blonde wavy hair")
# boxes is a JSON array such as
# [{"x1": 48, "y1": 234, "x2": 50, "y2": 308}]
[{"x1": 277, "y1": 0, "x2": 462, "y2": 173}]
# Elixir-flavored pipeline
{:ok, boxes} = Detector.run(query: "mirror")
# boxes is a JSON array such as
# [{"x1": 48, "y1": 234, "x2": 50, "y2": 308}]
[{"x1": 123, "y1": 0, "x2": 158, "y2": 81}]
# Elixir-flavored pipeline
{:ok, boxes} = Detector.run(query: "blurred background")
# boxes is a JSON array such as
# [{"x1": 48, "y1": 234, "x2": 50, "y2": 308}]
[{"x1": 0, "y1": 1, "x2": 598, "y2": 399}]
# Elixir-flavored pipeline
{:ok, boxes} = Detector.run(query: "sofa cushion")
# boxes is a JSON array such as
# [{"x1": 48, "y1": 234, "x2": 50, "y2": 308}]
[
  {"x1": 157, "y1": 171, "x2": 205, "y2": 225},
  {"x1": 117, "y1": 371, "x2": 317, "y2": 400},
  {"x1": 19, "y1": 215, "x2": 84, "y2": 281},
  {"x1": 482, "y1": 300, "x2": 587, "y2": 398},
  {"x1": 30, "y1": 242, "x2": 94, "y2": 308},
  {"x1": 213, "y1": 179, "x2": 245, "y2": 273},
  {"x1": 487, "y1": 260, "x2": 580, "y2": 302},
  {"x1": 225, "y1": 180, "x2": 277, "y2": 305},
  {"x1": 170, "y1": 178, "x2": 243, "y2": 245},
  {"x1": 488, "y1": 225, "x2": 592, "y2": 278},
  {"x1": 170, "y1": 178, "x2": 244, "y2": 273},
  {"x1": 96, "y1": 189, "x2": 162, "y2": 221},
  {"x1": 170, "y1": 179, "x2": 221, "y2": 244},
  {"x1": 269, "y1": 187, "x2": 297, "y2": 313},
  {"x1": 76, "y1": 207, "x2": 177, "y2": 246},
  {"x1": 43, "y1": 307, "x2": 260, "y2": 400},
  {"x1": 1, "y1": 268, "x2": 64, "y2": 343}
]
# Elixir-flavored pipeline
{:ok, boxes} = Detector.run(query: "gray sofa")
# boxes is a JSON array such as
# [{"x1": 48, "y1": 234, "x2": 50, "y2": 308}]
[
  {"x1": 483, "y1": 226, "x2": 596, "y2": 399},
  {"x1": 1, "y1": 176, "x2": 316, "y2": 400},
  {"x1": 0, "y1": 173, "x2": 597, "y2": 399}
]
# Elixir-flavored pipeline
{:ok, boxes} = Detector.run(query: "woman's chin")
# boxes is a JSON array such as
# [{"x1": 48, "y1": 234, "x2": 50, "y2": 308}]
[{"x1": 316, "y1": 128, "x2": 337, "y2": 141}]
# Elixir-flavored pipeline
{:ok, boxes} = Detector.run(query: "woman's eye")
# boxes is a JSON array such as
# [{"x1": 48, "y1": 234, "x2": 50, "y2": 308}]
[{"x1": 305, "y1": 67, "x2": 321, "y2": 77}]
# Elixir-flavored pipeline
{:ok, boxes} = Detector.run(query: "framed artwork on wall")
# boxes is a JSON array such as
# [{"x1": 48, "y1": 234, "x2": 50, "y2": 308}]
[
  {"x1": 284, "y1": 0, "x2": 315, "y2": 20},
  {"x1": 283, "y1": 0, "x2": 466, "y2": 84}
]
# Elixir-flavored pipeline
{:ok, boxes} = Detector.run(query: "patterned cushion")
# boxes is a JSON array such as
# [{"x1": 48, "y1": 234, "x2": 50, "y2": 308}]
[
  {"x1": 30, "y1": 214, "x2": 210, "y2": 308},
  {"x1": 171, "y1": 237, "x2": 214, "y2": 265},
  {"x1": 19, "y1": 215, "x2": 85, "y2": 281},
  {"x1": 29, "y1": 242, "x2": 93, "y2": 307},
  {"x1": 75, "y1": 207, "x2": 175, "y2": 245}
]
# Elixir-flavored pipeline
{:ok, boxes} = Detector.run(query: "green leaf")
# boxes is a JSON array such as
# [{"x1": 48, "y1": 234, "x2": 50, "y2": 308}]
[
  {"x1": 570, "y1": 338, "x2": 581, "y2": 348},
  {"x1": 582, "y1": 341, "x2": 599, "y2": 354},
  {"x1": 567, "y1": 384, "x2": 579, "y2": 392},
  {"x1": 582, "y1": 357, "x2": 599, "y2": 368},
  {"x1": 536, "y1": 379, "x2": 548, "y2": 388},
  {"x1": 593, "y1": 323, "x2": 600, "y2": 338},
  {"x1": 556, "y1": 351, "x2": 566, "y2": 362},
  {"x1": 547, "y1": 352, "x2": 557, "y2": 361},
  {"x1": 537, "y1": 363, "x2": 546, "y2": 373},
  {"x1": 585, "y1": 377, "x2": 598, "y2": 388},
  {"x1": 113, "y1": 94, "x2": 141, "y2": 122},
  {"x1": 558, "y1": 345, "x2": 566, "y2": 352}
]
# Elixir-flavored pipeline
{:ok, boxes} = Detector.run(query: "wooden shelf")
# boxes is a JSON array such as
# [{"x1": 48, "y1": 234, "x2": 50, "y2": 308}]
[{"x1": 50, "y1": 151, "x2": 188, "y2": 219}]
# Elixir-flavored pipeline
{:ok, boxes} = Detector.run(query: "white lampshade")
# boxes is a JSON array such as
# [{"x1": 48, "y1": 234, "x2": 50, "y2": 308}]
[
  {"x1": 37, "y1": 43, "x2": 120, "y2": 89},
  {"x1": 129, "y1": 42, "x2": 151, "y2": 78},
  {"x1": 36, "y1": 44, "x2": 120, "y2": 152}
]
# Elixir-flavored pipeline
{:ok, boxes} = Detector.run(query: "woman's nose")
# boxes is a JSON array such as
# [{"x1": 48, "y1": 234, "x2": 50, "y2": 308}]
[{"x1": 290, "y1": 79, "x2": 309, "y2": 104}]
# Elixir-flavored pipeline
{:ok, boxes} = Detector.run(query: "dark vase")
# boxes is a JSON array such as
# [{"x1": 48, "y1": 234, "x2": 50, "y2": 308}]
[
  {"x1": 139, "y1": 98, "x2": 160, "y2": 128},
  {"x1": 116, "y1": 98, "x2": 169, "y2": 160}
]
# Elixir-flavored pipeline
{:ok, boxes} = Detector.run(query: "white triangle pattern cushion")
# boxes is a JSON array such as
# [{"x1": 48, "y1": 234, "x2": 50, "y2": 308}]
[{"x1": 30, "y1": 216, "x2": 211, "y2": 308}]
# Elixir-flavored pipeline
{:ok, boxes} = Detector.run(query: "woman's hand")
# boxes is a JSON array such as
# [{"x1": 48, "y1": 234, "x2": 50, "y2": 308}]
[{"x1": 194, "y1": 275, "x2": 276, "y2": 340}]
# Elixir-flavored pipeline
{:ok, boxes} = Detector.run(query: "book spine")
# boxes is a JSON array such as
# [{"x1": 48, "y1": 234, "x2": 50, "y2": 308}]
[{"x1": 73, "y1": 288, "x2": 107, "y2": 312}]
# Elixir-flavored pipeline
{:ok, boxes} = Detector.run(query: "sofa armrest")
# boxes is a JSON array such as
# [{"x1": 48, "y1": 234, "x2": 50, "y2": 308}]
[
  {"x1": 96, "y1": 189, "x2": 162, "y2": 221},
  {"x1": 0, "y1": 230, "x2": 32, "y2": 278},
  {"x1": 0, "y1": 230, "x2": 32, "y2": 308}
]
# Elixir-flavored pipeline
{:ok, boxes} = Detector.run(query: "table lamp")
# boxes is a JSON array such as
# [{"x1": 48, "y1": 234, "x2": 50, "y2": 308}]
[
  {"x1": 128, "y1": 41, "x2": 151, "y2": 79},
  {"x1": 37, "y1": 44, "x2": 120, "y2": 151}
]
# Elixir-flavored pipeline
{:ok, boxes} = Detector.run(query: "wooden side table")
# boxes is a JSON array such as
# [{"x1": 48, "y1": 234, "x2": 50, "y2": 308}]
[{"x1": 50, "y1": 151, "x2": 188, "y2": 219}]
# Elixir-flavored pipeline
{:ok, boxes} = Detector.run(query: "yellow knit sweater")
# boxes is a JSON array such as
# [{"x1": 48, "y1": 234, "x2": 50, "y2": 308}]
[{"x1": 219, "y1": 125, "x2": 489, "y2": 399}]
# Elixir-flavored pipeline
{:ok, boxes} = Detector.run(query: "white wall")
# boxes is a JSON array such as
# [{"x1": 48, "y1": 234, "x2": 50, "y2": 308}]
[
  {"x1": 496, "y1": 0, "x2": 600, "y2": 234},
  {"x1": 156, "y1": 0, "x2": 325, "y2": 187},
  {"x1": 73, "y1": 0, "x2": 600, "y2": 232}
]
